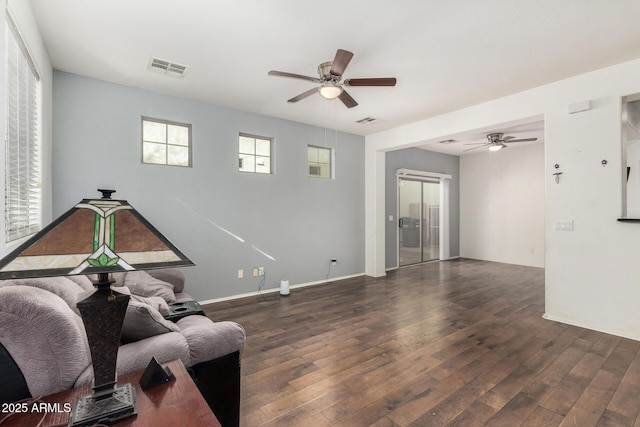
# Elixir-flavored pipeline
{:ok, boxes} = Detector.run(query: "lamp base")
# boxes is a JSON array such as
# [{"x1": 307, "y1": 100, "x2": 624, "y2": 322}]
[{"x1": 69, "y1": 382, "x2": 137, "y2": 427}]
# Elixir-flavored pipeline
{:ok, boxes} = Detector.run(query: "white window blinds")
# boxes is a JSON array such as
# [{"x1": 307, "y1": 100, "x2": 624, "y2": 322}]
[{"x1": 5, "y1": 12, "x2": 41, "y2": 242}]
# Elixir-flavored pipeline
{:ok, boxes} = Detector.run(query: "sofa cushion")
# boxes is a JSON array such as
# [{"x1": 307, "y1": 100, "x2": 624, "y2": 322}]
[
  {"x1": 176, "y1": 316, "x2": 246, "y2": 365},
  {"x1": 114, "y1": 285, "x2": 169, "y2": 316},
  {"x1": 122, "y1": 271, "x2": 176, "y2": 303},
  {"x1": 67, "y1": 275, "x2": 95, "y2": 292},
  {"x1": 147, "y1": 268, "x2": 186, "y2": 293},
  {"x1": 132, "y1": 295, "x2": 170, "y2": 316},
  {"x1": 0, "y1": 286, "x2": 90, "y2": 397},
  {"x1": 121, "y1": 299, "x2": 180, "y2": 343},
  {"x1": 0, "y1": 276, "x2": 85, "y2": 312}
]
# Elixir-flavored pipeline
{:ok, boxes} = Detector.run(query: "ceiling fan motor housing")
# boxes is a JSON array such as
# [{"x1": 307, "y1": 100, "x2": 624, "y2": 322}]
[
  {"x1": 318, "y1": 61, "x2": 336, "y2": 80},
  {"x1": 317, "y1": 61, "x2": 343, "y2": 99},
  {"x1": 487, "y1": 132, "x2": 504, "y2": 143}
]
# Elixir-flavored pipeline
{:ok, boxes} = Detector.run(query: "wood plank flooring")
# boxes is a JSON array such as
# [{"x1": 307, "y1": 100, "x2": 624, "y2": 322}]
[{"x1": 202, "y1": 259, "x2": 640, "y2": 426}]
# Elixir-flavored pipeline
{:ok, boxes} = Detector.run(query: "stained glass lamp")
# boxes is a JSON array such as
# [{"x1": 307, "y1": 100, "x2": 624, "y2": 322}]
[{"x1": 0, "y1": 189, "x2": 194, "y2": 426}]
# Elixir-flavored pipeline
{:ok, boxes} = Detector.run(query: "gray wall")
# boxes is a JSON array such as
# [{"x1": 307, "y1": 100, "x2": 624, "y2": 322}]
[
  {"x1": 53, "y1": 71, "x2": 365, "y2": 300},
  {"x1": 385, "y1": 148, "x2": 460, "y2": 269}
]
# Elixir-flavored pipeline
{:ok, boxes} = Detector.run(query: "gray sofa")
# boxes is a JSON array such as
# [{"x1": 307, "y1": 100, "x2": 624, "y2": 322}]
[{"x1": 0, "y1": 269, "x2": 245, "y2": 427}]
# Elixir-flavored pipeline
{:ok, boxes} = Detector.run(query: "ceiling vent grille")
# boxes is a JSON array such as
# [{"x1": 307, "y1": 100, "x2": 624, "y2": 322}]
[
  {"x1": 356, "y1": 117, "x2": 378, "y2": 125},
  {"x1": 438, "y1": 139, "x2": 457, "y2": 144},
  {"x1": 147, "y1": 57, "x2": 188, "y2": 78}
]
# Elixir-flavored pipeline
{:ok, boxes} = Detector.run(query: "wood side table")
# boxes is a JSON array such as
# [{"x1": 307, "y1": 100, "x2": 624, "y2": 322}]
[{"x1": 1, "y1": 359, "x2": 221, "y2": 427}]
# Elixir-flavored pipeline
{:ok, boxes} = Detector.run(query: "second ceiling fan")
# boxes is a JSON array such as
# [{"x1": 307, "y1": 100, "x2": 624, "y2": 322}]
[
  {"x1": 268, "y1": 49, "x2": 397, "y2": 108},
  {"x1": 464, "y1": 132, "x2": 538, "y2": 152}
]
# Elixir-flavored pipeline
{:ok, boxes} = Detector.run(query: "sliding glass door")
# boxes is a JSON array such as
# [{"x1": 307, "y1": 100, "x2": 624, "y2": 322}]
[{"x1": 398, "y1": 178, "x2": 440, "y2": 266}]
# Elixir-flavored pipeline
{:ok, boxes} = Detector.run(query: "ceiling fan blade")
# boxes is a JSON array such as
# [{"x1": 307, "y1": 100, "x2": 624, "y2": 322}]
[
  {"x1": 338, "y1": 90, "x2": 358, "y2": 108},
  {"x1": 329, "y1": 49, "x2": 354, "y2": 77},
  {"x1": 464, "y1": 145, "x2": 488, "y2": 152},
  {"x1": 505, "y1": 138, "x2": 538, "y2": 143},
  {"x1": 463, "y1": 142, "x2": 488, "y2": 146},
  {"x1": 344, "y1": 77, "x2": 397, "y2": 87},
  {"x1": 268, "y1": 70, "x2": 321, "y2": 83},
  {"x1": 287, "y1": 87, "x2": 318, "y2": 103},
  {"x1": 502, "y1": 136, "x2": 516, "y2": 141}
]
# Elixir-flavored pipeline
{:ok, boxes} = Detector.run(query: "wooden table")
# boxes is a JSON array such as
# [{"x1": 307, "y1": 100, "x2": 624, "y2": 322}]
[{"x1": 1, "y1": 359, "x2": 221, "y2": 427}]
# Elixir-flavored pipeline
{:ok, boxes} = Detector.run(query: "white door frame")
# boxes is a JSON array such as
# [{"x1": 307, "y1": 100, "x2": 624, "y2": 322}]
[{"x1": 396, "y1": 168, "x2": 452, "y2": 268}]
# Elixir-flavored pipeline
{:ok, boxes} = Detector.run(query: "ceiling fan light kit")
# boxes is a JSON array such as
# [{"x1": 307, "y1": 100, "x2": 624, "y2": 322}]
[
  {"x1": 268, "y1": 49, "x2": 397, "y2": 108},
  {"x1": 319, "y1": 83, "x2": 343, "y2": 100}
]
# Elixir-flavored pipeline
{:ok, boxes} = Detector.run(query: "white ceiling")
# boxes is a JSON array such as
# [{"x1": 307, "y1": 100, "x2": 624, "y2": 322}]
[{"x1": 27, "y1": 0, "x2": 640, "y2": 155}]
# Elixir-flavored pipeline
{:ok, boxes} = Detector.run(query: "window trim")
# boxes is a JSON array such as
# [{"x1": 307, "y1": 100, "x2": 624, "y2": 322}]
[
  {"x1": 141, "y1": 116, "x2": 192, "y2": 167},
  {"x1": 238, "y1": 133, "x2": 273, "y2": 174},
  {"x1": 307, "y1": 145, "x2": 334, "y2": 180}
]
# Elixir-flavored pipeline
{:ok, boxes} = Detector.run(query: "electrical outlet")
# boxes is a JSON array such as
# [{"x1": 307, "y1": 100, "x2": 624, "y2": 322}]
[
  {"x1": 258, "y1": 267, "x2": 264, "y2": 276},
  {"x1": 331, "y1": 258, "x2": 337, "y2": 265}
]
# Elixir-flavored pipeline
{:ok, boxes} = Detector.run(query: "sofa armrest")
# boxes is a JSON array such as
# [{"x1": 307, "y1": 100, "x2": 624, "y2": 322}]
[
  {"x1": 176, "y1": 316, "x2": 245, "y2": 365},
  {"x1": 118, "y1": 332, "x2": 191, "y2": 374},
  {"x1": 0, "y1": 286, "x2": 90, "y2": 397},
  {"x1": 174, "y1": 292, "x2": 194, "y2": 303},
  {"x1": 74, "y1": 332, "x2": 190, "y2": 387}
]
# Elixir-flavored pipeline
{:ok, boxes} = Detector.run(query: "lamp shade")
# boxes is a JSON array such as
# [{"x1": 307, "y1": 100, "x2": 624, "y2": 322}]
[{"x1": 0, "y1": 196, "x2": 193, "y2": 279}]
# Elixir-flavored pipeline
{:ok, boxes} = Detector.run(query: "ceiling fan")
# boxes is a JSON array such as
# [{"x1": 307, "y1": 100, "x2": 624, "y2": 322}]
[
  {"x1": 464, "y1": 132, "x2": 538, "y2": 152},
  {"x1": 268, "y1": 49, "x2": 397, "y2": 108}
]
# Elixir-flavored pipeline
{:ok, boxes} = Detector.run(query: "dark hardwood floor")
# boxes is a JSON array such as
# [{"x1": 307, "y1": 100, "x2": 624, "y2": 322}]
[{"x1": 202, "y1": 259, "x2": 640, "y2": 426}]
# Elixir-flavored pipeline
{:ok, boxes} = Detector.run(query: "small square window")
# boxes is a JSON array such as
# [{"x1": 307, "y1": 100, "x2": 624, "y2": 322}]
[
  {"x1": 142, "y1": 117, "x2": 191, "y2": 167},
  {"x1": 308, "y1": 145, "x2": 332, "y2": 179},
  {"x1": 239, "y1": 134, "x2": 272, "y2": 174}
]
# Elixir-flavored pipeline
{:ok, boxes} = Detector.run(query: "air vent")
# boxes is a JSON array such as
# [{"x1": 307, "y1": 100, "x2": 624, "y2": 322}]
[
  {"x1": 147, "y1": 57, "x2": 188, "y2": 78},
  {"x1": 438, "y1": 139, "x2": 457, "y2": 144},
  {"x1": 356, "y1": 117, "x2": 379, "y2": 125}
]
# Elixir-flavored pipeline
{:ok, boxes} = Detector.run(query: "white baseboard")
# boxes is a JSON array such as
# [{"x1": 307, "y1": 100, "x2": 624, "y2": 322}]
[
  {"x1": 385, "y1": 256, "x2": 460, "y2": 271},
  {"x1": 542, "y1": 313, "x2": 640, "y2": 342},
  {"x1": 198, "y1": 272, "x2": 366, "y2": 305}
]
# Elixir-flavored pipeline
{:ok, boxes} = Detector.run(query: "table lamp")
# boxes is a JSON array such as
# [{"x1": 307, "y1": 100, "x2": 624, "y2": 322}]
[{"x1": 0, "y1": 189, "x2": 194, "y2": 426}]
